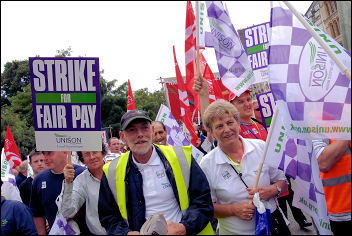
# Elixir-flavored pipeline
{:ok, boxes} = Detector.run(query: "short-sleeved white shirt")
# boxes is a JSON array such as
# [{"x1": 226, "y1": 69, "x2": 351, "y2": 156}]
[
  {"x1": 132, "y1": 146, "x2": 182, "y2": 222},
  {"x1": 200, "y1": 136, "x2": 287, "y2": 235}
]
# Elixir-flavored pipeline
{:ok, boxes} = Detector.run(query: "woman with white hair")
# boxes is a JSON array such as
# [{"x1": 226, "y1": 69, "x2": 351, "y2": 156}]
[{"x1": 198, "y1": 97, "x2": 290, "y2": 235}]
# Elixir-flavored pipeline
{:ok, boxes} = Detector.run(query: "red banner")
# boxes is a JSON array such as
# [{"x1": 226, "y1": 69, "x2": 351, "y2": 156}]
[
  {"x1": 127, "y1": 79, "x2": 136, "y2": 111},
  {"x1": 173, "y1": 46, "x2": 199, "y2": 147},
  {"x1": 4, "y1": 125, "x2": 22, "y2": 168},
  {"x1": 165, "y1": 81, "x2": 182, "y2": 125}
]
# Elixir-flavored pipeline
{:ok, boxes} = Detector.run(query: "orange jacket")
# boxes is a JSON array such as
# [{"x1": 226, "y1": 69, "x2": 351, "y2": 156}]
[{"x1": 320, "y1": 140, "x2": 351, "y2": 214}]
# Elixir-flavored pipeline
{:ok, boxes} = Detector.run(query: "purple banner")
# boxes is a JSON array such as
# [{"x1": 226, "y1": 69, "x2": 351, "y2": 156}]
[
  {"x1": 29, "y1": 57, "x2": 101, "y2": 131},
  {"x1": 256, "y1": 91, "x2": 276, "y2": 130},
  {"x1": 242, "y1": 22, "x2": 270, "y2": 71}
]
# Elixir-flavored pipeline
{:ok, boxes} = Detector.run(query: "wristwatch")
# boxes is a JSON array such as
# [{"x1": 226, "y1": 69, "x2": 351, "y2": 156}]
[{"x1": 274, "y1": 184, "x2": 282, "y2": 197}]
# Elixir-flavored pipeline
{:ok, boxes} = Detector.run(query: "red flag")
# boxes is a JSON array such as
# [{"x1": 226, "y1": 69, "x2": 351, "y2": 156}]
[
  {"x1": 4, "y1": 125, "x2": 22, "y2": 168},
  {"x1": 213, "y1": 75, "x2": 231, "y2": 102},
  {"x1": 199, "y1": 53, "x2": 225, "y2": 104},
  {"x1": 185, "y1": 1, "x2": 200, "y2": 117},
  {"x1": 173, "y1": 46, "x2": 199, "y2": 147},
  {"x1": 127, "y1": 79, "x2": 136, "y2": 111},
  {"x1": 165, "y1": 81, "x2": 182, "y2": 125}
]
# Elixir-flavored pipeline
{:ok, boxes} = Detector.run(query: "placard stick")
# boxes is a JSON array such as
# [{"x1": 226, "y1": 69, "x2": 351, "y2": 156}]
[
  {"x1": 68, "y1": 151, "x2": 72, "y2": 165},
  {"x1": 109, "y1": 125, "x2": 112, "y2": 138},
  {"x1": 250, "y1": 106, "x2": 279, "y2": 203},
  {"x1": 283, "y1": 1, "x2": 350, "y2": 81}
]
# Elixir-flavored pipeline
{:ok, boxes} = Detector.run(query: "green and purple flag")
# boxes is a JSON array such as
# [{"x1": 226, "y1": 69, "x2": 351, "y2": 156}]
[
  {"x1": 268, "y1": 1, "x2": 351, "y2": 140},
  {"x1": 205, "y1": 1, "x2": 255, "y2": 97}
]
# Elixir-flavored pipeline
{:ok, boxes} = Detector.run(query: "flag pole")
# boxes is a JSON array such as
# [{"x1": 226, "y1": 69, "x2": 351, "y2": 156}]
[
  {"x1": 195, "y1": 1, "x2": 209, "y2": 120},
  {"x1": 250, "y1": 106, "x2": 279, "y2": 202},
  {"x1": 195, "y1": 1, "x2": 201, "y2": 76},
  {"x1": 283, "y1": 1, "x2": 351, "y2": 80},
  {"x1": 109, "y1": 125, "x2": 112, "y2": 138}
]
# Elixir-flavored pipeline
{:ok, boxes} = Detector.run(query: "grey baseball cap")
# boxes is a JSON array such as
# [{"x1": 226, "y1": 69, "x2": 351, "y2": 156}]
[{"x1": 120, "y1": 110, "x2": 152, "y2": 131}]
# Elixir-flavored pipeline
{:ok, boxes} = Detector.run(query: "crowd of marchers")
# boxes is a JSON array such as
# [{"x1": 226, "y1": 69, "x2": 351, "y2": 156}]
[{"x1": 1, "y1": 75, "x2": 350, "y2": 235}]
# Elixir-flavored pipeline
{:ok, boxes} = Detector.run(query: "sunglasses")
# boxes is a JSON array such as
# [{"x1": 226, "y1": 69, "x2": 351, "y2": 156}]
[{"x1": 255, "y1": 108, "x2": 260, "y2": 111}]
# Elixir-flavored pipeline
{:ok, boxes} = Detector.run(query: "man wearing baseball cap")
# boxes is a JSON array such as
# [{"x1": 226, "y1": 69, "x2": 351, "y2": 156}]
[
  {"x1": 229, "y1": 90, "x2": 268, "y2": 141},
  {"x1": 98, "y1": 110, "x2": 214, "y2": 235}
]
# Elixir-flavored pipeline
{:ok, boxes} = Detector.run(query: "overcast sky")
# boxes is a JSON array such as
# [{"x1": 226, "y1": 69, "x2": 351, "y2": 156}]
[{"x1": 1, "y1": 1, "x2": 312, "y2": 92}]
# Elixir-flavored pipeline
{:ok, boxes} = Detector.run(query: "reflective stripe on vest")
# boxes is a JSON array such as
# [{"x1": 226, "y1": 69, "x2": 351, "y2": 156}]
[
  {"x1": 322, "y1": 173, "x2": 351, "y2": 187},
  {"x1": 102, "y1": 145, "x2": 214, "y2": 235},
  {"x1": 320, "y1": 140, "x2": 351, "y2": 214},
  {"x1": 157, "y1": 145, "x2": 191, "y2": 212},
  {"x1": 103, "y1": 153, "x2": 129, "y2": 225}
]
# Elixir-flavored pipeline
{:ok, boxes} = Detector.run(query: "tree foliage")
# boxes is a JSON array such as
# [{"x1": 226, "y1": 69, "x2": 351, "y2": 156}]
[
  {"x1": 134, "y1": 88, "x2": 166, "y2": 120},
  {"x1": 55, "y1": 46, "x2": 72, "y2": 57},
  {"x1": 1, "y1": 107, "x2": 35, "y2": 159},
  {"x1": 1, "y1": 60, "x2": 30, "y2": 107},
  {"x1": 100, "y1": 79, "x2": 127, "y2": 138}
]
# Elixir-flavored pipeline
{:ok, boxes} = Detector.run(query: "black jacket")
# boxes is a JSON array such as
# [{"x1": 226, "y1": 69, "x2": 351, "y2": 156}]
[{"x1": 98, "y1": 145, "x2": 214, "y2": 235}]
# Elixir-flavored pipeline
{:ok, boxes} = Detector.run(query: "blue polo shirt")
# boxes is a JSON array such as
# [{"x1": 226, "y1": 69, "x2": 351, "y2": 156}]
[
  {"x1": 1, "y1": 196, "x2": 38, "y2": 235},
  {"x1": 29, "y1": 165, "x2": 85, "y2": 229}
]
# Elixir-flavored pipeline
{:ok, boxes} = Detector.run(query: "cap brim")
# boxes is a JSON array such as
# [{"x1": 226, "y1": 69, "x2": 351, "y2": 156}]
[
  {"x1": 121, "y1": 116, "x2": 152, "y2": 130},
  {"x1": 229, "y1": 89, "x2": 251, "y2": 102}
]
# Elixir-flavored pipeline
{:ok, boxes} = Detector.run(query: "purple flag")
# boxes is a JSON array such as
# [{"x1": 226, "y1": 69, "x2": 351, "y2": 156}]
[
  {"x1": 205, "y1": 1, "x2": 255, "y2": 97},
  {"x1": 269, "y1": 1, "x2": 351, "y2": 140},
  {"x1": 155, "y1": 104, "x2": 204, "y2": 163},
  {"x1": 265, "y1": 110, "x2": 332, "y2": 235}
]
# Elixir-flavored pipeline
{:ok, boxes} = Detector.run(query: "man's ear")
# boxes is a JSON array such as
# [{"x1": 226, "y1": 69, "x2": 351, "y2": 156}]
[{"x1": 119, "y1": 131, "x2": 126, "y2": 143}]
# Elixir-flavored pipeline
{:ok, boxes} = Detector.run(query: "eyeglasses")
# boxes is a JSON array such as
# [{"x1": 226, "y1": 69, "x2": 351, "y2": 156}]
[{"x1": 83, "y1": 151, "x2": 99, "y2": 159}]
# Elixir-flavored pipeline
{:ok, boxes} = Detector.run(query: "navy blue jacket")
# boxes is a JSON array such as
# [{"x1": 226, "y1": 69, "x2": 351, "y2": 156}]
[
  {"x1": 1, "y1": 196, "x2": 38, "y2": 235},
  {"x1": 98, "y1": 145, "x2": 214, "y2": 235},
  {"x1": 15, "y1": 172, "x2": 27, "y2": 187}
]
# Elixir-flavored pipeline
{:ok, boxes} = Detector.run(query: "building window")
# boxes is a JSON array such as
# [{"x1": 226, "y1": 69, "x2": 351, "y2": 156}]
[
  {"x1": 330, "y1": 24, "x2": 336, "y2": 38},
  {"x1": 326, "y1": 2, "x2": 330, "y2": 15},
  {"x1": 314, "y1": 3, "x2": 320, "y2": 11},
  {"x1": 334, "y1": 21, "x2": 340, "y2": 35},
  {"x1": 330, "y1": 1, "x2": 335, "y2": 12}
]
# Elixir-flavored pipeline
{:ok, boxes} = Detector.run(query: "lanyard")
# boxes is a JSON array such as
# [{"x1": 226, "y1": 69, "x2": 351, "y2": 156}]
[
  {"x1": 240, "y1": 121, "x2": 259, "y2": 139},
  {"x1": 223, "y1": 143, "x2": 249, "y2": 188},
  {"x1": 224, "y1": 140, "x2": 244, "y2": 172}
]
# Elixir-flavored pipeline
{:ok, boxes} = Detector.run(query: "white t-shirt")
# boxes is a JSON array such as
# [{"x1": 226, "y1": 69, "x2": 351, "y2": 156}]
[
  {"x1": 132, "y1": 146, "x2": 182, "y2": 222},
  {"x1": 200, "y1": 136, "x2": 287, "y2": 235}
]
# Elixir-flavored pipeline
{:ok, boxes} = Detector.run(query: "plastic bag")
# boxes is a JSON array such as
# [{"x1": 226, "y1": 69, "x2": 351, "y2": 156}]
[
  {"x1": 255, "y1": 207, "x2": 273, "y2": 235},
  {"x1": 253, "y1": 192, "x2": 272, "y2": 235}
]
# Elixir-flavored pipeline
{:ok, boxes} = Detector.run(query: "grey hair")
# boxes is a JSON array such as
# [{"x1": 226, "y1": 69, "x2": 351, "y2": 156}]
[{"x1": 203, "y1": 99, "x2": 239, "y2": 131}]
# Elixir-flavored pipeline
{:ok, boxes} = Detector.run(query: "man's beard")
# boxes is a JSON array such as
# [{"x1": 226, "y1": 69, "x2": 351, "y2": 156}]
[{"x1": 129, "y1": 138, "x2": 153, "y2": 155}]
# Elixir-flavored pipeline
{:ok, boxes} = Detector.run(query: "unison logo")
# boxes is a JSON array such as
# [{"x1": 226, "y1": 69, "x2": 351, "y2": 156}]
[
  {"x1": 210, "y1": 19, "x2": 237, "y2": 56},
  {"x1": 309, "y1": 43, "x2": 328, "y2": 89},
  {"x1": 299, "y1": 40, "x2": 339, "y2": 101},
  {"x1": 54, "y1": 133, "x2": 82, "y2": 145}
]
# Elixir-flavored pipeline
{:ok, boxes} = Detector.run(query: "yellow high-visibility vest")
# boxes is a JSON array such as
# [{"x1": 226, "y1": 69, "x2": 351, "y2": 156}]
[{"x1": 103, "y1": 145, "x2": 214, "y2": 235}]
